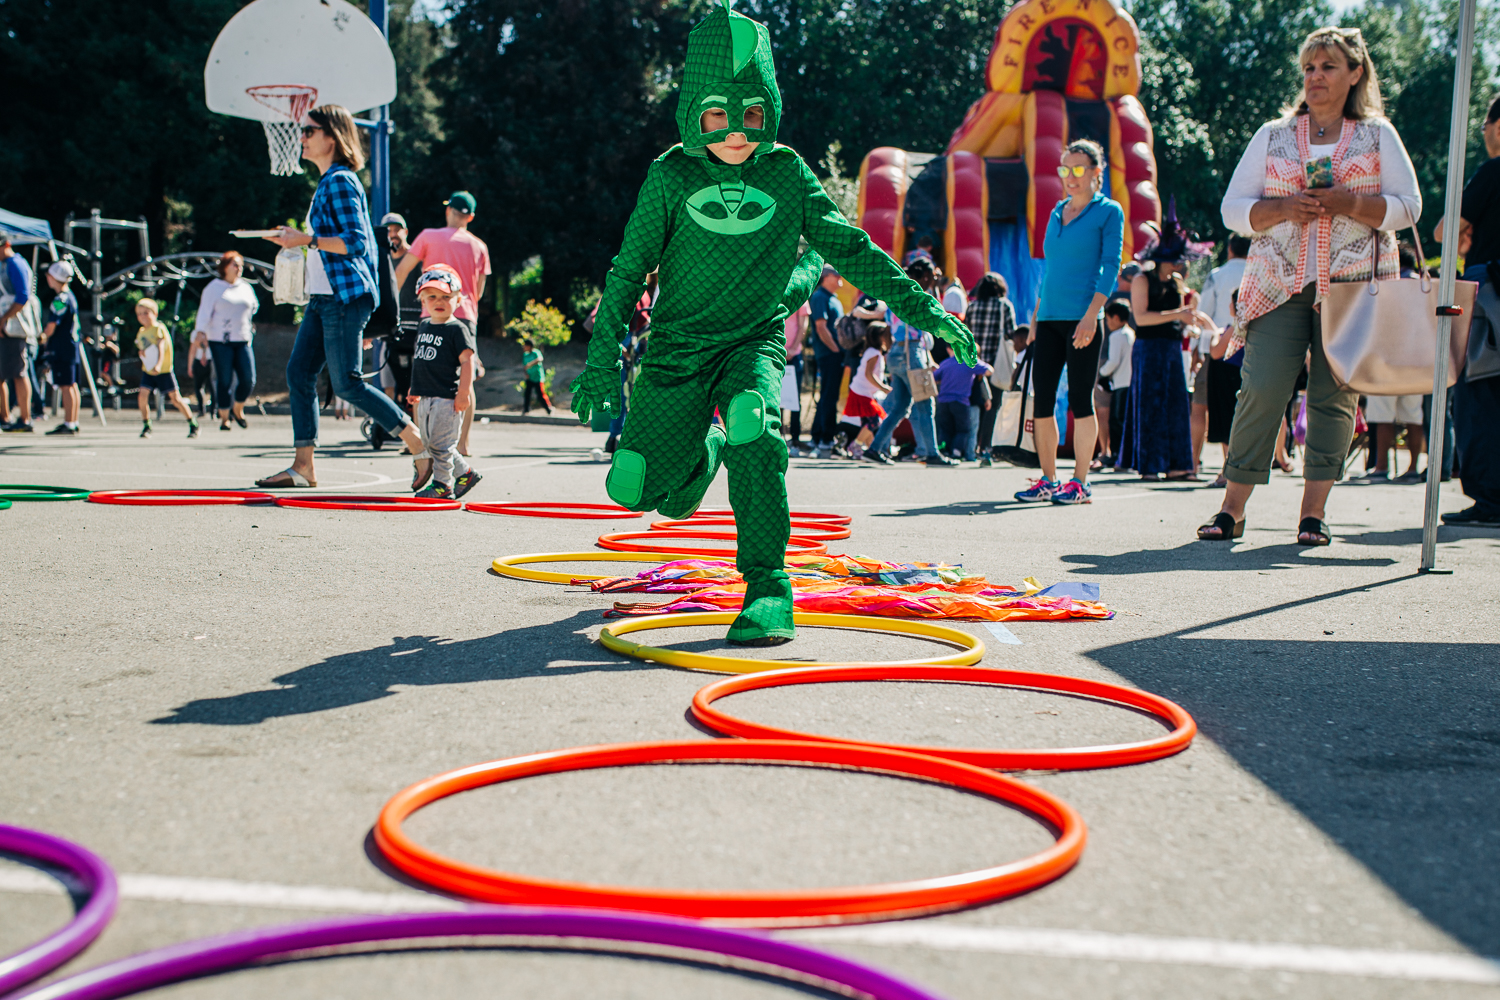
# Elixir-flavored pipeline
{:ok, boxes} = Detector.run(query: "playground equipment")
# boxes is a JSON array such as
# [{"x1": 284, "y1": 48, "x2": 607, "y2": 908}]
[
  {"x1": 204, "y1": 0, "x2": 398, "y2": 217},
  {"x1": 855, "y1": 0, "x2": 1161, "y2": 322}
]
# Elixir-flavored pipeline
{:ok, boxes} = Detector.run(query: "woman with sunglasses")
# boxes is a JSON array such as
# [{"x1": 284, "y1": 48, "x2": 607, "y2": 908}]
[
  {"x1": 255, "y1": 105, "x2": 424, "y2": 488},
  {"x1": 1014, "y1": 139, "x2": 1124, "y2": 505}
]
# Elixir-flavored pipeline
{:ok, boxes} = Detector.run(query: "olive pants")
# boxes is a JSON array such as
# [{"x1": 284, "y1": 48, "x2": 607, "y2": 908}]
[{"x1": 1225, "y1": 285, "x2": 1358, "y2": 485}]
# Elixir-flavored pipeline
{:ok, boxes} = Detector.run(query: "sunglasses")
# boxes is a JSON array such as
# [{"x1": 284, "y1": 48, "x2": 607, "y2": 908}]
[
  {"x1": 300, "y1": 125, "x2": 323, "y2": 138},
  {"x1": 1057, "y1": 164, "x2": 1092, "y2": 178}
]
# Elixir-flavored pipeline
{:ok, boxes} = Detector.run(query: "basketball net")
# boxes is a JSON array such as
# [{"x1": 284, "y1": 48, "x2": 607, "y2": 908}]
[{"x1": 246, "y1": 85, "x2": 319, "y2": 176}]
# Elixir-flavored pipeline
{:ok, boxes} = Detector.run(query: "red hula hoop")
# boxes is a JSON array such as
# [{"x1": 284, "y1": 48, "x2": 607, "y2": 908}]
[
  {"x1": 689, "y1": 508, "x2": 852, "y2": 526},
  {"x1": 466, "y1": 502, "x2": 644, "y2": 520},
  {"x1": 374, "y1": 739, "x2": 1085, "y2": 924},
  {"x1": 87, "y1": 490, "x2": 274, "y2": 506},
  {"x1": 691, "y1": 666, "x2": 1197, "y2": 771},
  {"x1": 272, "y1": 495, "x2": 461, "y2": 512},
  {"x1": 650, "y1": 518, "x2": 852, "y2": 541},
  {"x1": 596, "y1": 530, "x2": 829, "y2": 557}
]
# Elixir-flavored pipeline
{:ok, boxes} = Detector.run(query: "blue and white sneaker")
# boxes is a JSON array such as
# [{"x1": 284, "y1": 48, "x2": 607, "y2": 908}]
[
  {"x1": 1013, "y1": 476, "x2": 1058, "y2": 503},
  {"x1": 1051, "y1": 478, "x2": 1093, "y2": 505}
]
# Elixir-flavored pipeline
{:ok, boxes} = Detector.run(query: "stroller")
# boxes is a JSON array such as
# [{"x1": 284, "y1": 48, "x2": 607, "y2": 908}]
[{"x1": 361, "y1": 320, "x2": 416, "y2": 450}]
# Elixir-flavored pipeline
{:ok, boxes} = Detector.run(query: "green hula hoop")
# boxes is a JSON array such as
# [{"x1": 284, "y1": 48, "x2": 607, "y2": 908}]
[
  {"x1": 0, "y1": 484, "x2": 91, "y2": 502},
  {"x1": 0, "y1": 498, "x2": 10, "y2": 510}
]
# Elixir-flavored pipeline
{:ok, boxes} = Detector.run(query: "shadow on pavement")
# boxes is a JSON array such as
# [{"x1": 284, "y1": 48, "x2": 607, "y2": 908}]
[
  {"x1": 1086, "y1": 586, "x2": 1500, "y2": 954},
  {"x1": 151, "y1": 610, "x2": 650, "y2": 726},
  {"x1": 1061, "y1": 540, "x2": 1400, "y2": 574}
]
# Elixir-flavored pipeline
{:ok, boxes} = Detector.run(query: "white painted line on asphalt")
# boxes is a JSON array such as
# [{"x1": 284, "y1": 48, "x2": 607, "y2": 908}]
[
  {"x1": 791, "y1": 924, "x2": 1500, "y2": 985},
  {"x1": 0, "y1": 868, "x2": 463, "y2": 913},
  {"x1": 984, "y1": 622, "x2": 1022, "y2": 645},
  {"x1": 4, "y1": 868, "x2": 1494, "y2": 983}
]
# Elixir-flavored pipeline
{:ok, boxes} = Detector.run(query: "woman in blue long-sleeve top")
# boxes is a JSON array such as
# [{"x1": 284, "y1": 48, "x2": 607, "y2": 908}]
[{"x1": 1014, "y1": 139, "x2": 1124, "y2": 506}]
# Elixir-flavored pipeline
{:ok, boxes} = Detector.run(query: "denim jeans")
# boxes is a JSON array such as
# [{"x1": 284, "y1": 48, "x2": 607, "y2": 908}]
[
  {"x1": 870, "y1": 340, "x2": 937, "y2": 458},
  {"x1": 208, "y1": 340, "x2": 256, "y2": 411},
  {"x1": 288, "y1": 294, "x2": 410, "y2": 447},
  {"x1": 935, "y1": 400, "x2": 975, "y2": 459},
  {"x1": 810, "y1": 352, "x2": 844, "y2": 446}
]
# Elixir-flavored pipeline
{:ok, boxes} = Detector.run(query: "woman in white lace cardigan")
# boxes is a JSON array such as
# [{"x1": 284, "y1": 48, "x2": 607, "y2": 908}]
[{"x1": 1198, "y1": 26, "x2": 1420, "y2": 545}]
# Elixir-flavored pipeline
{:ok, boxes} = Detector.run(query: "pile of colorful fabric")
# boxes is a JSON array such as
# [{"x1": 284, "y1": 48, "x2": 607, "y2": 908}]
[{"x1": 587, "y1": 555, "x2": 1112, "y2": 622}]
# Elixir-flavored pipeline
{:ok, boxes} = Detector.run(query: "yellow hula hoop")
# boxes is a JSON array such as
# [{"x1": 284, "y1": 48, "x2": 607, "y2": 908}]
[
  {"x1": 491, "y1": 551, "x2": 699, "y2": 585},
  {"x1": 598, "y1": 612, "x2": 986, "y2": 674}
]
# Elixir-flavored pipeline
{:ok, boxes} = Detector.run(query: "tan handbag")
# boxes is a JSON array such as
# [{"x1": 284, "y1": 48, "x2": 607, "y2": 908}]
[
  {"x1": 1321, "y1": 226, "x2": 1476, "y2": 395},
  {"x1": 904, "y1": 334, "x2": 937, "y2": 402}
]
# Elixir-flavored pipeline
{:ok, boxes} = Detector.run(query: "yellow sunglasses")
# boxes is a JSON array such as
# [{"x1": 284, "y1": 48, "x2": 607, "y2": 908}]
[{"x1": 1056, "y1": 165, "x2": 1091, "y2": 178}]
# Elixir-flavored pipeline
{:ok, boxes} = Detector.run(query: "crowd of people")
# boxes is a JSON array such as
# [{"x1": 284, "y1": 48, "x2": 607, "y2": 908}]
[{"x1": 776, "y1": 24, "x2": 1500, "y2": 536}]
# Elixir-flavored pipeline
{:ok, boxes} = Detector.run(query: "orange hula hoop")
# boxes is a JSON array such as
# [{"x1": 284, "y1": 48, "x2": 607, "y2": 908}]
[
  {"x1": 688, "y1": 508, "x2": 852, "y2": 526},
  {"x1": 595, "y1": 531, "x2": 829, "y2": 557},
  {"x1": 373, "y1": 739, "x2": 1085, "y2": 925},
  {"x1": 649, "y1": 518, "x2": 852, "y2": 542},
  {"x1": 690, "y1": 666, "x2": 1197, "y2": 771}
]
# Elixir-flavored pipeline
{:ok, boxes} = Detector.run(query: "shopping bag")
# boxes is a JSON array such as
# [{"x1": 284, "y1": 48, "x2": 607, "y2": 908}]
[{"x1": 994, "y1": 353, "x2": 1039, "y2": 467}]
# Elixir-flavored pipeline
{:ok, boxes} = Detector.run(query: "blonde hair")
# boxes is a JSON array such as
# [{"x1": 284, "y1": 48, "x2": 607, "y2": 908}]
[
  {"x1": 1289, "y1": 27, "x2": 1383, "y2": 120},
  {"x1": 307, "y1": 104, "x2": 367, "y2": 171},
  {"x1": 135, "y1": 297, "x2": 159, "y2": 314}
]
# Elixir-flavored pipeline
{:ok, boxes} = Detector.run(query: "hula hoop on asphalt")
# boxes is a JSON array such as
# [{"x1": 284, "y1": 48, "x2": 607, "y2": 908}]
[
  {"x1": 272, "y1": 495, "x2": 461, "y2": 512},
  {"x1": 598, "y1": 612, "x2": 984, "y2": 673},
  {"x1": 0, "y1": 485, "x2": 90, "y2": 502},
  {"x1": 491, "y1": 551, "x2": 704, "y2": 585},
  {"x1": 689, "y1": 507, "x2": 852, "y2": 526},
  {"x1": 650, "y1": 518, "x2": 852, "y2": 541},
  {"x1": 0, "y1": 823, "x2": 118, "y2": 995},
  {"x1": 691, "y1": 666, "x2": 1198, "y2": 770},
  {"x1": 87, "y1": 490, "x2": 274, "y2": 506},
  {"x1": 466, "y1": 502, "x2": 644, "y2": 520},
  {"x1": 374, "y1": 740, "x2": 1084, "y2": 924},
  {"x1": 17, "y1": 908, "x2": 949, "y2": 1000},
  {"x1": 597, "y1": 531, "x2": 828, "y2": 557}
]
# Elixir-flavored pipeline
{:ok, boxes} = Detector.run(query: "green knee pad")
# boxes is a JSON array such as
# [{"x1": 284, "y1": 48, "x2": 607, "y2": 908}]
[
  {"x1": 725, "y1": 390, "x2": 768, "y2": 447},
  {"x1": 605, "y1": 449, "x2": 647, "y2": 508}
]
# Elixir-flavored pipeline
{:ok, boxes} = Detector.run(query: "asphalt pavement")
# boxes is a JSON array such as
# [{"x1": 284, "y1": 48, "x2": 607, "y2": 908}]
[{"x1": 1, "y1": 413, "x2": 1496, "y2": 999}]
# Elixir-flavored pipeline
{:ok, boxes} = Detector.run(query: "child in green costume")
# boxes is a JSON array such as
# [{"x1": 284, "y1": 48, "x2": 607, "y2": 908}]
[{"x1": 571, "y1": 0, "x2": 976, "y2": 646}]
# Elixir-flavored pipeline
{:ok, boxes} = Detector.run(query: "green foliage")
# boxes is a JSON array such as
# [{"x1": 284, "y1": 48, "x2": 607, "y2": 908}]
[
  {"x1": 817, "y1": 141, "x2": 859, "y2": 222},
  {"x1": 504, "y1": 299, "x2": 573, "y2": 346}
]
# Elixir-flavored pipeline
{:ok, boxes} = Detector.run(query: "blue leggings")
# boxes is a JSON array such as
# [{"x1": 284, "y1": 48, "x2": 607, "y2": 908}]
[{"x1": 208, "y1": 341, "x2": 255, "y2": 411}]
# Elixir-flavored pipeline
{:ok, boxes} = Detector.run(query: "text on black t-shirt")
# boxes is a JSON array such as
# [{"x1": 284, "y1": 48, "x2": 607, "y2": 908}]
[
  {"x1": 1462, "y1": 157, "x2": 1500, "y2": 268},
  {"x1": 409, "y1": 318, "x2": 477, "y2": 398}
]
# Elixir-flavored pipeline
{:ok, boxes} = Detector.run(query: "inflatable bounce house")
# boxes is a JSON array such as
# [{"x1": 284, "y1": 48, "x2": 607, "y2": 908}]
[{"x1": 855, "y1": 0, "x2": 1161, "y2": 324}]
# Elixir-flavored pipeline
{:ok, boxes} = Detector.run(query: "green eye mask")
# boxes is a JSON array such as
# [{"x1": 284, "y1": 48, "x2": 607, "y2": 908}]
[{"x1": 677, "y1": 0, "x2": 781, "y2": 153}]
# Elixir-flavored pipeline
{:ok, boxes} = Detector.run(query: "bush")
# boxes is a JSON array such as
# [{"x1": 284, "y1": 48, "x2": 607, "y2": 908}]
[{"x1": 504, "y1": 299, "x2": 572, "y2": 346}]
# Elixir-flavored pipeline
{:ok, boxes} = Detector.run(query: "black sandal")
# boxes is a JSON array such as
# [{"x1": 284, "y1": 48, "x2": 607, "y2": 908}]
[
  {"x1": 1297, "y1": 516, "x2": 1331, "y2": 546},
  {"x1": 1197, "y1": 512, "x2": 1245, "y2": 541}
]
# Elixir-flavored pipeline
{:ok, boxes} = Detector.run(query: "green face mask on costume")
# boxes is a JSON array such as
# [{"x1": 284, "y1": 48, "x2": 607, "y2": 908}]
[{"x1": 677, "y1": 0, "x2": 781, "y2": 153}]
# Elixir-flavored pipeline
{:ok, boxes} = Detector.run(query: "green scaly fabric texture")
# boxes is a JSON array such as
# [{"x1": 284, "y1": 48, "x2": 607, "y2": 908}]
[{"x1": 571, "y1": 0, "x2": 976, "y2": 644}]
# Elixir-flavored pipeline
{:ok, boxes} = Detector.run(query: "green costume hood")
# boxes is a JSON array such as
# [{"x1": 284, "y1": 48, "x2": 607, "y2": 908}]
[{"x1": 677, "y1": 0, "x2": 781, "y2": 155}]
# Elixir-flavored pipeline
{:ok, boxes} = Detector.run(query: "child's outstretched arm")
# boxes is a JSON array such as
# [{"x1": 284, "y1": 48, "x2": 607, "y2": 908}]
[
  {"x1": 796, "y1": 158, "x2": 977, "y2": 366},
  {"x1": 571, "y1": 163, "x2": 671, "y2": 425}
]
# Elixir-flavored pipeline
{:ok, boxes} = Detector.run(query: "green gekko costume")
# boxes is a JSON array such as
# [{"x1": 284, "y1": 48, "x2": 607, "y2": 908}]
[{"x1": 571, "y1": 0, "x2": 976, "y2": 646}]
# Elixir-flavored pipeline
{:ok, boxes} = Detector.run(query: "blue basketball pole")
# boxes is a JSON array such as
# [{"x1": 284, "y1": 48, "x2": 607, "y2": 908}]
[{"x1": 368, "y1": 0, "x2": 392, "y2": 221}]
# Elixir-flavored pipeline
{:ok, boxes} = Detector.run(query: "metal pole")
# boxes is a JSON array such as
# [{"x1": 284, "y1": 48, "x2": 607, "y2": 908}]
[
  {"x1": 368, "y1": 0, "x2": 392, "y2": 222},
  {"x1": 1422, "y1": 0, "x2": 1479, "y2": 573},
  {"x1": 88, "y1": 209, "x2": 105, "y2": 423}
]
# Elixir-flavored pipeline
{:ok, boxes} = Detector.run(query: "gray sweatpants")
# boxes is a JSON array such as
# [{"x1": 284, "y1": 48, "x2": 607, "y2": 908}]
[{"x1": 415, "y1": 396, "x2": 470, "y2": 487}]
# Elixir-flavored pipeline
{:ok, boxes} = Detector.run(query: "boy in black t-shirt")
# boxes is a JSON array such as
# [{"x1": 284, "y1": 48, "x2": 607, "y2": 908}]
[
  {"x1": 42, "y1": 261, "x2": 82, "y2": 435},
  {"x1": 407, "y1": 264, "x2": 481, "y2": 498}
]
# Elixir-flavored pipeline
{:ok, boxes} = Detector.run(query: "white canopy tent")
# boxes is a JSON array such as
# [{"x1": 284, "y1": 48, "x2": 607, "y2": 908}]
[{"x1": 1421, "y1": 0, "x2": 1478, "y2": 573}]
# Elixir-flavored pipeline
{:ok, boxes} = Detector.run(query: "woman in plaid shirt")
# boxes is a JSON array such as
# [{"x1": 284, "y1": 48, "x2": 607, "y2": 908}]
[
  {"x1": 257, "y1": 105, "x2": 425, "y2": 488},
  {"x1": 964, "y1": 272, "x2": 1016, "y2": 464}
]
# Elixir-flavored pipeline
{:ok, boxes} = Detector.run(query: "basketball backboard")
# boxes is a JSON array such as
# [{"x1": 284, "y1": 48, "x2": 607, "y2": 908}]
[{"x1": 204, "y1": 0, "x2": 396, "y2": 122}]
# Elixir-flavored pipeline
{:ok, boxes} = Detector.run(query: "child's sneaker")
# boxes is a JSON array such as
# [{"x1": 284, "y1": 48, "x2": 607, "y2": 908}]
[
  {"x1": 140, "y1": 422, "x2": 152, "y2": 438},
  {"x1": 187, "y1": 422, "x2": 200, "y2": 439},
  {"x1": 1051, "y1": 478, "x2": 1093, "y2": 504},
  {"x1": 453, "y1": 470, "x2": 482, "y2": 498},
  {"x1": 1013, "y1": 476, "x2": 1057, "y2": 502},
  {"x1": 415, "y1": 482, "x2": 454, "y2": 499}
]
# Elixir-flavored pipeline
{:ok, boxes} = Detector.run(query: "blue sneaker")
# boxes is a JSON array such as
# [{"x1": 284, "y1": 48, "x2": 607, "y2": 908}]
[
  {"x1": 1014, "y1": 476, "x2": 1057, "y2": 503},
  {"x1": 1051, "y1": 478, "x2": 1093, "y2": 504}
]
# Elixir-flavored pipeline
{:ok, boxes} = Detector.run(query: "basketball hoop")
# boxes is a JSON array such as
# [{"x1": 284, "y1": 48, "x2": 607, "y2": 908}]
[{"x1": 246, "y1": 84, "x2": 318, "y2": 176}]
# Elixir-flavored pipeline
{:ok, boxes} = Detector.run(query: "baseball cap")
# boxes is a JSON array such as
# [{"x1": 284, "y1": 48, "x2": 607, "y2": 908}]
[
  {"x1": 852, "y1": 293, "x2": 886, "y2": 320},
  {"x1": 820, "y1": 264, "x2": 840, "y2": 280},
  {"x1": 1119, "y1": 263, "x2": 1142, "y2": 280},
  {"x1": 47, "y1": 260, "x2": 74, "y2": 282},
  {"x1": 416, "y1": 263, "x2": 463, "y2": 297},
  {"x1": 444, "y1": 191, "x2": 477, "y2": 215},
  {"x1": 379, "y1": 212, "x2": 407, "y2": 229}
]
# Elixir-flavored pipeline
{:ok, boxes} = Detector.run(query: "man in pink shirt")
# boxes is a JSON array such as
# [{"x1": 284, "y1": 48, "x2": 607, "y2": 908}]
[{"x1": 393, "y1": 191, "x2": 492, "y2": 322}]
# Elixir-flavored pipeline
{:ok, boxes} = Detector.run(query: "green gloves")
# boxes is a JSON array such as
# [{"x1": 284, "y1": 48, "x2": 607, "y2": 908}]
[
  {"x1": 570, "y1": 362, "x2": 623, "y2": 426},
  {"x1": 935, "y1": 313, "x2": 979, "y2": 367}
]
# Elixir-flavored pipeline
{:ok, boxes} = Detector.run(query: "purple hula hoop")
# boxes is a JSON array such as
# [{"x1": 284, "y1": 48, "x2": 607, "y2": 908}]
[
  {"x1": 17, "y1": 908, "x2": 947, "y2": 1000},
  {"x1": 0, "y1": 824, "x2": 118, "y2": 994}
]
